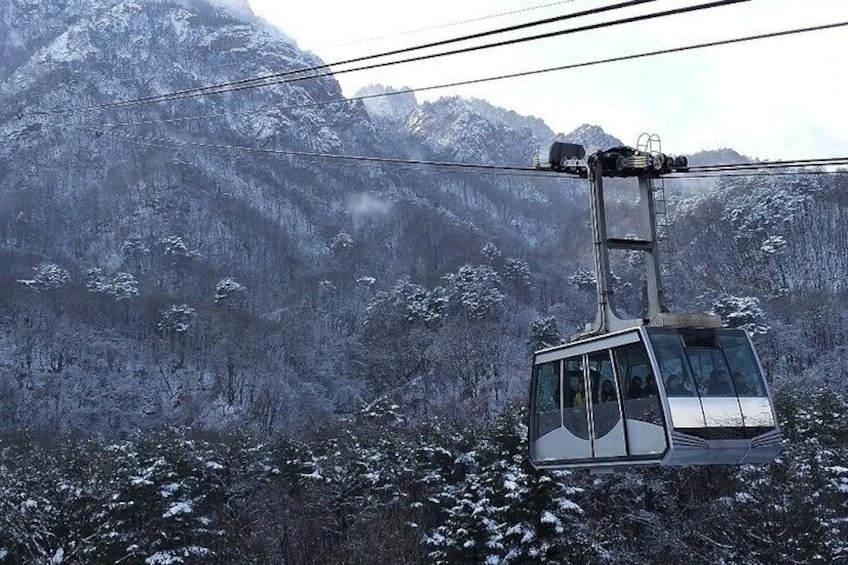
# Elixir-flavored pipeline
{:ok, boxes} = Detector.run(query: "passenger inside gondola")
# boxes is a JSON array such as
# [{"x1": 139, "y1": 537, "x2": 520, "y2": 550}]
[
  {"x1": 665, "y1": 373, "x2": 686, "y2": 396},
  {"x1": 644, "y1": 375, "x2": 658, "y2": 396},
  {"x1": 689, "y1": 371, "x2": 702, "y2": 392},
  {"x1": 627, "y1": 376, "x2": 644, "y2": 399},
  {"x1": 706, "y1": 369, "x2": 734, "y2": 396},
  {"x1": 600, "y1": 380, "x2": 616, "y2": 402},
  {"x1": 574, "y1": 379, "x2": 587, "y2": 408},
  {"x1": 563, "y1": 377, "x2": 577, "y2": 408}
]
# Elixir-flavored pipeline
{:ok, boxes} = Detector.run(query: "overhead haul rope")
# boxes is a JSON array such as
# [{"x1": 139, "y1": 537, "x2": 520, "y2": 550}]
[
  {"x1": 35, "y1": 0, "x2": 745, "y2": 114},
  {"x1": 687, "y1": 156, "x2": 848, "y2": 172},
  {"x1": 312, "y1": 0, "x2": 583, "y2": 51},
  {"x1": 87, "y1": 20, "x2": 848, "y2": 131},
  {"x1": 90, "y1": 128, "x2": 848, "y2": 179},
  {"x1": 89, "y1": 128, "x2": 552, "y2": 176},
  {"x1": 203, "y1": 0, "x2": 584, "y2": 74},
  {"x1": 32, "y1": 0, "x2": 659, "y2": 113}
]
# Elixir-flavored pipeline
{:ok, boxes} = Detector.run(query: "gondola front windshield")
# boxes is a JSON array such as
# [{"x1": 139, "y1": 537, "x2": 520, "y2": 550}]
[{"x1": 647, "y1": 328, "x2": 768, "y2": 398}]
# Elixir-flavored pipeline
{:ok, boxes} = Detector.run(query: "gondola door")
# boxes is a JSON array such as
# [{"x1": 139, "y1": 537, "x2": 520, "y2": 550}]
[{"x1": 586, "y1": 350, "x2": 628, "y2": 458}]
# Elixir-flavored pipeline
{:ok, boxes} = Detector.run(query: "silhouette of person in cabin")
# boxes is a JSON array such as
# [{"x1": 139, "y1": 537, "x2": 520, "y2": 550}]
[
  {"x1": 665, "y1": 374, "x2": 687, "y2": 396},
  {"x1": 707, "y1": 369, "x2": 733, "y2": 396},
  {"x1": 627, "y1": 376, "x2": 644, "y2": 399},
  {"x1": 644, "y1": 375, "x2": 658, "y2": 397},
  {"x1": 600, "y1": 380, "x2": 616, "y2": 403},
  {"x1": 573, "y1": 380, "x2": 586, "y2": 408}
]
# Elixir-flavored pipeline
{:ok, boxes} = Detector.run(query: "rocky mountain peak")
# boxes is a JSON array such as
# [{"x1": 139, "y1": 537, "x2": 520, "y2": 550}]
[
  {"x1": 688, "y1": 147, "x2": 750, "y2": 167},
  {"x1": 463, "y1": 98, "x2": 554, "y2": 142},
  {"x1": 208, "y1": 0, "x2": 254, "y2": 18},
  {"x1": 355, "y1": 84, "x2": 418, "y2": 121},
  {"x1": 401, "y1": 95, "x2": 545, "y2": 165},
  {"x1": 558, "y1": 123, "x2": 624, "y2": 152}
]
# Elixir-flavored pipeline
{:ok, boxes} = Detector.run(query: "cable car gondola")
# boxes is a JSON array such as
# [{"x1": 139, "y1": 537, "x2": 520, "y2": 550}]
[
  {"x1": 528, "y1": 139, "x2": 782, "y2": 471},
  {"x1": 530, "y1": 326, "x2": 781, "y2": 470}
]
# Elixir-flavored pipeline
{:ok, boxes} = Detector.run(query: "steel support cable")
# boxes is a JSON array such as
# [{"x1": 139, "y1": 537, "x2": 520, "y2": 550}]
[
  {"x1": 669, "y1": 170, "x2": 848, "y2": 179},
  {"x1": 41, "y1": 0, "x2": 745, "y2": 114},
  {"x1": 39, "y1": 0, "x2": 656, "y2": 114},
  {"x1": 90, "y1": 128, "x2": 848, "y2": 180},
  {"x1": 195, "y1": 0, "x2": 584, "y2": 73},
  {"x1": 314, "y1": 0, "x2": 582, "y2": 51},
  {"x1": 91, "y1": 19, "x2": 848, "y2": 131},
  {"x1": 687, "y1": 156, "x2": 848, "y2": 172},
  {"x1": 111, "y1": 136, "x2": 566, "y2": 180},
  {"x1": 88, "y1": 128, "x2": 552, "y2": 175},
  {"x1": 111, "y1": 132, "x2": 848, "y2": 181}
]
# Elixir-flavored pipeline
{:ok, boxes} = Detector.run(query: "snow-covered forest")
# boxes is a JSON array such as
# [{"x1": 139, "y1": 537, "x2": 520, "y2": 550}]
[
  {"x1": 1, "y1": 0, "x2": 847, "y2": 563},
  {"x1": 1, "y1": 390, "x2": 847, "y2": 563}
]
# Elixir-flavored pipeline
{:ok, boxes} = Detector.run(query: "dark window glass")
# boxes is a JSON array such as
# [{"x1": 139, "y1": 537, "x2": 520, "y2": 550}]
[
  {"x1": 534, "y1": 361, "x2": 560, "y2": 438},
  {"x1": 648, "y1": 332, "x2": 698, "y2": 397},
  {"x1": 686, "y1": 346, "x2": 735, "y2": 397},
  {"x1": 682, "y1": 332, "x2": 720, "y2": 349},
  {"x1": 614, "y1": 343, "x2": 663, "y2": 426},
  {"x1": 562, "y1": 357, "x2": 589, "y2": 440},
  {"x1": 588, "y1": 350, "x2": 621, "y2": 439},
  {"x1": 651, "y1": 329, "x2": 740, "y2": 398},
  {"x1": 718, "y1": 333, "x2": 767, "y2": 397},
  {"x1": 614, "y1": 342, "x2": 667, "y2": 456},
  {"x1": 675, "y1": 330, "x2": 735, "y2": 398}
]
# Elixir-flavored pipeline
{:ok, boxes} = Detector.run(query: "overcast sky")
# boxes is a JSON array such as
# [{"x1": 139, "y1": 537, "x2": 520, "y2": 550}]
[{"x1": 246, "y1": 0, "x2": 848, "y2": 160}]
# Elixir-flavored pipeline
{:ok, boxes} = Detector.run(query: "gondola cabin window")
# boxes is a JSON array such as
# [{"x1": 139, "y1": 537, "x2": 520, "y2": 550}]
[
  {"x1": 613, "y1": 342, "x2": 667, "y2": 455},
  {"x1": 534, "y1": 361, "x2": 560, "y2": 439},
  {"x1": 587, "y1": 350, "x2": 620, "y2": 439},
  {"x1": 680, "y1": 332, "x2": 736, "y2": 397},
  {"x1": 649, "y1": 332, "x2": 699, "y2": 397},
  {"x1": 563, "y1": 356, "x2": 590, "y2": 440},
  {"x1": 718, "y1": 334, "x2": 768, "y2": 397}
]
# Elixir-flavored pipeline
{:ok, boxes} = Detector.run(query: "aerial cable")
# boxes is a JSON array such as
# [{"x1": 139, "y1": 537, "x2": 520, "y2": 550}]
[
  {"x1": 90, "y1": 19, "x2": 848, "y2": 131},
  {"x1": 41, "y1": 0, "x2": 745, "y2": 114},
  {"x1": 40, "y1": 0, "x2": 658, "y2": 113},
  {"x1": 178, "y1": 1, "x2": 586, "y2": 77},
  {"x1": 89, "y1": 128, "x2": 848, "y2": 181},
  {"x1": 313, "y1": 0, "x2": 582, "y2": 51},
  {"x1": 112, "y1": 135, "x2": 560, "y2": 180},
  {"x1": 88, "y1": 128, "x2": 551, "y2": 175},
  {"x1": 103, "y1": 0, "x2": 745, "y2": 109},
  {"x1": 687, "y1": 156, "x2": 848, "y2": 172},
  {"x1": 669, "y1": 169, "x2": 848, "y2": 180},
  {"x1": 108, "y1": 131, "x2": 848, "y2": 183}
]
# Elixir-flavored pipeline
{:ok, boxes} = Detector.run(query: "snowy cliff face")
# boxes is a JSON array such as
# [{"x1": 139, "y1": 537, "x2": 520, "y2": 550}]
[
  {"x1": 0, "y1": 0, "x2": 115, "y2": 80},
  {"x1": 0, "y1": 0, "x2": 374, "y2": 221},
  {"x1": 688, "y1": 148, "x2": 750, "y2": 167},
  {"x1": 207, "y1": 0, "x2": 253, "y2": 19}
]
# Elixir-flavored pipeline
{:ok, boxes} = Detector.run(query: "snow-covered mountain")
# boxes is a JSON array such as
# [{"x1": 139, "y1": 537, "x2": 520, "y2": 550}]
[
  {"x1": 0, "y1": 0, "x2": 580, "y2": 432},
  {"x1": 463, "y1": 97, "x2": 554, "y2": 143},
  {"x1": 0, "y1": 0, "x2": 834, "y2": 436}
]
